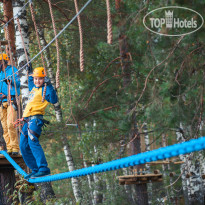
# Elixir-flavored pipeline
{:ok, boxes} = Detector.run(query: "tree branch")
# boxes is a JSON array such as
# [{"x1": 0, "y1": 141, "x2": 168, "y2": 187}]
[{"x1": 131, "y1": 35, "x2": 185, "y2": 114}]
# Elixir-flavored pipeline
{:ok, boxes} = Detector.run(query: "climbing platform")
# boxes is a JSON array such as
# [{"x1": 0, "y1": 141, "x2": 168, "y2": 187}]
[
  {"x1": 118, "y1": 173, "x2": 163, "y2": 185},
  {"x1": 0, "y1": 154, "x2": 26, "y2": 169}
]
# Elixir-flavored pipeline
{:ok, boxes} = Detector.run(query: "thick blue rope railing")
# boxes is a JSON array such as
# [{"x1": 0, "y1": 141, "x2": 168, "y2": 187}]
[{"x1": 1, "y1": 136, "x2": 205, "y2": 183}]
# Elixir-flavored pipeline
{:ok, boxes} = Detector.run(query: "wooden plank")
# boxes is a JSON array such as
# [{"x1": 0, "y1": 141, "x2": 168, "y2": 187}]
[
  {"x1": 119, "y1": 175, "x2": 163, "y2": 185},
  {"x1": 147, "y1": 160, "x2": 170, "y2": 165},
  {"x1": 118, "y1": 174, "x2": 162, "y2": 179},
  {"x1": 0, "y1": 154, "x2": 26, "y2": 169},
  {"x1": 173, "y1": 161, "x2": 185, "y2": 164}
]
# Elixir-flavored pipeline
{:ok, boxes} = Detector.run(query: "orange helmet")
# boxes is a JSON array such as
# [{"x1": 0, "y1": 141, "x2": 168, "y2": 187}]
[
  {"x1": 0, "y1": 53, "x2": 9, "y2": 61},
  {"x1": 31, "y1": 67, "x2": 46, "y2": 77}
]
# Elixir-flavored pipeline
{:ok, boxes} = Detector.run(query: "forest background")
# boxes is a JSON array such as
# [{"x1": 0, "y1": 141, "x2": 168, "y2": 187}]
[{"x1": 0, "y1": 0, "x2": 205, "y2": 204}]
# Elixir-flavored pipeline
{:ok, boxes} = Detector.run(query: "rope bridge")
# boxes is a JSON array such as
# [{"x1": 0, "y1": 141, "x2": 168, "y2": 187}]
[{"x1": 1, "y1": 136, "x2": 205, "y2": 183}]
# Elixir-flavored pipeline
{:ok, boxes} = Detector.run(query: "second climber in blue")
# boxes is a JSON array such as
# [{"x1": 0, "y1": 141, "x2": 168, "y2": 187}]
[{"x1": 20, "y1": 66, "x2": 58, "y2": 179}]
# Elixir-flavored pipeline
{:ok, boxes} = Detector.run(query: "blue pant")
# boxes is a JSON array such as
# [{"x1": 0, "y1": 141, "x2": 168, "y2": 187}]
[{"x1": 20, "y1": 118, "x2": 50, "y2": 173}]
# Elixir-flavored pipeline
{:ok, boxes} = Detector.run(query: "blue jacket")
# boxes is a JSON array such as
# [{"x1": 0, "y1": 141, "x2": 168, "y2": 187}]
[{"x1": 0, "y1": 65, "x2": 20, "y2": 102}]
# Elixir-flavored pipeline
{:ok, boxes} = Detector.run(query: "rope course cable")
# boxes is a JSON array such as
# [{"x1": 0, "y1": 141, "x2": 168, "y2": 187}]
[
  {"x1": 74, "y1": 0, "x2": 84, "y2": 72},
  {"x1": 1, "y1": 0, "x2": 93, "y2": 83},
  {"x1": 47, "y1": 0, "x2": 60, "y2": 88},
  {"x1": 1, "y1": 136, "x2": 205, "y2": 183}
]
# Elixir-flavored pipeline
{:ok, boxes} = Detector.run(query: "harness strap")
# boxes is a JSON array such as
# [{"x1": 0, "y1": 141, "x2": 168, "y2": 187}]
[{"x1": 28, "y1": 128, "x2": 40, "y2": 138}]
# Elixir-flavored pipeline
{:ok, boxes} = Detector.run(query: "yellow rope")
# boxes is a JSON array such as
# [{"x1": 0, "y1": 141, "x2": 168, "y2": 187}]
[
  {"x1": 6, "y1": 26, "x2": 20, "y2": 106},
  {"x1": 74, "y1": 0, "x2": 84, "y2": 72},
  {"x1": 29, "y1": 3, "x2": 47, "y2": 102},
  {"x1": 47, "y1": 0, "x2": 60, "y2": 88},
  {"x1": 106, "y1": 0, "x2": 112, "y2": 44}
]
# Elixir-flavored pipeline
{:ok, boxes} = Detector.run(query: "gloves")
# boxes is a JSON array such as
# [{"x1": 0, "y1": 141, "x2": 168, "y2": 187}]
[
  {"x1": 44, "y1": 76, "x2": 51, "y2": 85},
  {"x1": 3, "y1": 79, "x2": 10, "y2": 84},
  {"x1": 26, "y1": 63, "x2": 33, "y2": 75}
]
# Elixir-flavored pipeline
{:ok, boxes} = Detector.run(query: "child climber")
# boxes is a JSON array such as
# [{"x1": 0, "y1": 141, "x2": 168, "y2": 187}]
[{"x1": 20, "y1": 67, "x2": 58, "y2": 178}]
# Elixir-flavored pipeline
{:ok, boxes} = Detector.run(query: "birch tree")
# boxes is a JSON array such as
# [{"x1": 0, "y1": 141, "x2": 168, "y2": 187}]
[
  {"x1": 176, "y1": 125, "x2": 205, "y2": 205},
  {"x1": 12, "y1": 0, "x2": 29, "y2": 108},
  {"x1": 38, "y1": 27, "x2": 82, "y2": 203},
  {"x1": 143, "y1": 123, "x2": 152, "y2": 205}
]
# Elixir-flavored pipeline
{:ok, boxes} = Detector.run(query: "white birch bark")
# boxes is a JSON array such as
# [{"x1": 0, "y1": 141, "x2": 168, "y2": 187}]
[
  {"x1": 161, "y1": 133, "x2": 172, "y2": 204},
  {"x1": 12, "y1": 0, "x2": 29, "y2": 109},
  {"x1": 83, "y1": 159, "x2": 95, "y2": 205},
  {"x1": 62, "y1": 138, "x2": 82, "y2": 202},
  {"x1": 92, "y1": 145, "x2": 103, "y2": 204},
  {"x1": 176, "y1": 126, "x2": 190, "y2": 205},
  {"x1": 176, "y1": 124, "x2": 204, "y2": 205},
  {"x1": 37, "y1": 27, "x2": 82, "y2": 203},
  {"x1": 143, "y1": 123, "x2": 152, "y2": 205}
]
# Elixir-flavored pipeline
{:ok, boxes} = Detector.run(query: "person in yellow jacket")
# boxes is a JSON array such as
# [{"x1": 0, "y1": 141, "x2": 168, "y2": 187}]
[
  {"x1": 20, "y1": 67, "x2": 58, "y2": 179},
  {"x1": 0, "y1": 53, "x2": 20, "y2": 155}
]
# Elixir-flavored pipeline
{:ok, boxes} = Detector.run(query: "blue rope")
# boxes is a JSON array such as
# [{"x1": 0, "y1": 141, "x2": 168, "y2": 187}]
[{"x1": 1, "y1": 136, "x2": 205, "y2": 183}]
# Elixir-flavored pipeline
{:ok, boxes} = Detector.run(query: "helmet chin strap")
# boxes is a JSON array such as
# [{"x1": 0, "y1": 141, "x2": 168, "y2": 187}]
[{"x1": 0, "y1": 60, "x2": 8, "y2": 71}]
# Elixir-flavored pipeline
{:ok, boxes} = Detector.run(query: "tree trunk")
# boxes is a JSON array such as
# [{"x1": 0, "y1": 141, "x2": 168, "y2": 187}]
[
  {"x1": 143, "y1": 123, "x2": 152, "y2": 205},
  {"x1": 92, "y1": 146, "x2": 103, "y2": 204},
  {"x1": 12, "y1": 0, "x2": 29, "y2": 109},
  {"x1": 13, "y1": 1, "x2": 56, "y2": 203},
  {"x1": 38, "y1": 26, "x2": 82, "y2": 203},
  {"x1": 62, "y1": 136, "x2": 82, "y2": 202},
  {"x1": 83, "y1": 159, "x2": 95, "y2": 205},
  {"x1": 128, "y1": 116, "x2": 148, "y2": 205},
  {"x1": 161, "y1": 134, "x2": 171, "y2": 204},
  {"x1": 176, "y1": 125, "x2": 205, "y2": 205},
  {"x1": 0, "y1": 165, "x2": 17, "y2": 205},
  {"x1": 3, "y1": 0, "x2": 16, "y2": 58},
  {"x1": 176, "y1": 127, "x2": 189, "y2": 204},
  {"x1": 117, "y1": 4, "x2": 148, "y2": 201}
]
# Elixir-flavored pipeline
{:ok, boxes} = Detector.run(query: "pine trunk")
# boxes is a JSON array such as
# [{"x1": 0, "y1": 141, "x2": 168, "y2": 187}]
[
  {"x1": 118, "y1": 19, "x2": 148, "y2": 205},
  {"x1": 3, "y1": 0, "x2": 16, "y2": 57}
]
